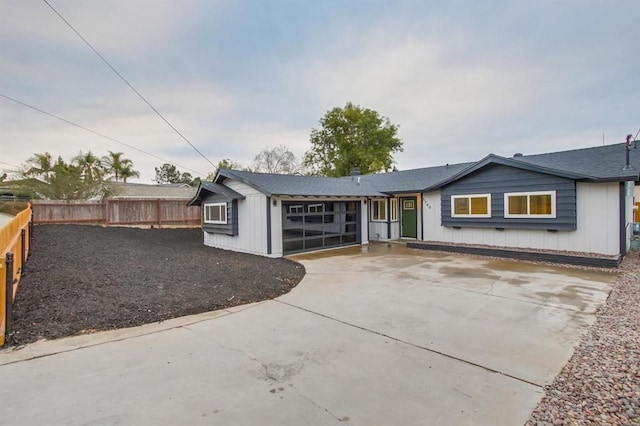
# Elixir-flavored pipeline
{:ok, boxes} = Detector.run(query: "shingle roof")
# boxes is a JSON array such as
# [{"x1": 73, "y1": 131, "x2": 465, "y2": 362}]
[
  {"x1": 187, "y1": 182, "x2": 245, "y2": 206},
  {"x1": 207, "y1": 142, "x2": 639, "y2": 199},
  {"x1": 217, "y1": 169, "x2": 386, "y2": 197},
  {"x1": 110, "y1": 182, "x2": 196, "y2": 199},
  {"x1": 355, "y1": 162, "x2": 475, "y2": 193},
  {"x1": 514, "y1": 142, "x2": 640, "y2": 181}
]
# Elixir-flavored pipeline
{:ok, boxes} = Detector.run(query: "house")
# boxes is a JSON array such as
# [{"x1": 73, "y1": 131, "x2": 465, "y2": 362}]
[
  {"x1": 188, "y1": 142, "x2": 640, "y2": 266},
  {"x1": 188, "y1": 172, "x2": 384, "y2": 256},
  {"x1": 110, "y1": 182, "x2": 196, "y2": 199}
]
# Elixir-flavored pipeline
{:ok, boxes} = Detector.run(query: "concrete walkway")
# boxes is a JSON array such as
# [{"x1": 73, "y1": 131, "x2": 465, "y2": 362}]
[{"x1": 0, "y1": 244, "x2": 616, "y2": 425}]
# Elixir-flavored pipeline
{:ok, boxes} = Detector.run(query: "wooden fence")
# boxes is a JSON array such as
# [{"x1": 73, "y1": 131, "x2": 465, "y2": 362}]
[
  {"x1": 32, "y1": 199, "x2": 201, "y2": 227},
  {"x1": 1, "y1": 204, "x2": 32, "y2": 346}
]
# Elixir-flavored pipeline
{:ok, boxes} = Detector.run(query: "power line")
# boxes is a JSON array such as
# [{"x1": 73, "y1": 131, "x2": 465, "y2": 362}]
[
  {"x1": 0, "y1": 93, "x2": 206, "y2": 176},
  {"x1": 0, "y1": 161, "x2": 21, "y2": 169},
  {"x1": 42, "y1": 0, "x2": 217, "y2": 170}
]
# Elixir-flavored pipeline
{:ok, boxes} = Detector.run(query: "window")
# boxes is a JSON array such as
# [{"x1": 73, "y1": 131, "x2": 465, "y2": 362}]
[
  {"x1": 371, "y1": 199, "x2": 387, "y2": 221},
  {"x1": 204, "y1": 203, "x2": 227, "y2": 224},
  {"x1": 451, "y1": 194, "x2": 491, "y2": 217},
  {"x1": 504, "y1": 191, "x2": 556, "y2": 218},
  {"x1": 307, "y1": 203, "x2": 323, "y2": 213},
  {"x1": 403, "y1": 200, "x2": 414, "y2": 210},
  {"x1": 390, "y1": 199, "x2": 398, "y2": 222},
  {"x1": 288, "y1": 205, "x2": 303, "y2": 214}
]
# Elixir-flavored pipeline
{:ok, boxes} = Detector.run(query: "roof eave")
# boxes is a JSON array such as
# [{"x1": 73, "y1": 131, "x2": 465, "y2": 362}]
[
  {"x1": 217, "y1": 169, "x2": 273, "y2": 196},
  {"x1": 186, "y1": 182, "x2": 246, "y2": 207}
]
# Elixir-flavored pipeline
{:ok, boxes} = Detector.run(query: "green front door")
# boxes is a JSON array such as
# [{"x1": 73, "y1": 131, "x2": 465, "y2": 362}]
[{"x1": 401, "y1": 197, "x2": 417, "y2": 238}]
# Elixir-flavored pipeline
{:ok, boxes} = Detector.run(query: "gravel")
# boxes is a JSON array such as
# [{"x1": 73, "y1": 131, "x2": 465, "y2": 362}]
[{"x1": 527, "y1": 251, "x2": 640, "y2": 425}]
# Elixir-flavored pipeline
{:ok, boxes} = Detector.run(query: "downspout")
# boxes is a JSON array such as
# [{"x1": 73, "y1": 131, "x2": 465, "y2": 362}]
[
  {"x1": 387, "y1": 198, "x2": 391, "y2": 239},
  {"x1": 266, "y1": 196, "x2": 272, "y2": 255},
  {"x1": 358, "y1": 198, "x2": 362, "y2": 244},
  {"x1": 420, "y1": 193, "x2": 424, "y2": 241},
  {"x1": 619, "y1": 183, "x2": 627, "y2": 257}
]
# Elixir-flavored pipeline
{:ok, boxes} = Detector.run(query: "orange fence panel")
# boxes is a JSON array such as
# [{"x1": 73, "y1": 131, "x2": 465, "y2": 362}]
[{"x1": 1, "y1": 204, "x2": 32, "y2": 346}]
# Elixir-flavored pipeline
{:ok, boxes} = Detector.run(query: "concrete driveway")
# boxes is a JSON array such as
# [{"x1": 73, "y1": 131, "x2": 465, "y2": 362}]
[{"x1": 0, "y1": 243, "x2": 616, "y2": 425}]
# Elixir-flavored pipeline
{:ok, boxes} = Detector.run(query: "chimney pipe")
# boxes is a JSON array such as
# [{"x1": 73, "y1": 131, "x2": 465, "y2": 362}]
[{"x1": 623, "y1": 134, "x2": 633, "y2": 170}]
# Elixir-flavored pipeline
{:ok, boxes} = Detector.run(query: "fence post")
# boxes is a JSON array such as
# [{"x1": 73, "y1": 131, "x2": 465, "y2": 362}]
[
  {"x1": 5, "y1": 252, "x2": 14, "y2": 344},
  {"x1": 20, "y1": 229, "x2": 26, "y2": 277},
  {"x1": 157, "y1": 199, "x2": 162, "y2": 228},
  {"x1": 28, "y1": 220, "x2": 33, "y2": 258}
]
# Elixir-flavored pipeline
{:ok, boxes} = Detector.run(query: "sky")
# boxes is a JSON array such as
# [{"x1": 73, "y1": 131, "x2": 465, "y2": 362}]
[{"x1": 1, "y1": 0, "x2": 638, "y2": 183}]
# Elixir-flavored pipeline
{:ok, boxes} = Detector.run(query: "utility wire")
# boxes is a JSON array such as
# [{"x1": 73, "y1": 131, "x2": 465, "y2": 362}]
[
  {"x1": 0, "y1": 161, "x2": 21, "y2": 169},
  {"x1": 0, "y1": 93, "x2": 205, "y2": 176},
  {"x1": 42, "y1": 0, "x2": 217, "y2": 170}
]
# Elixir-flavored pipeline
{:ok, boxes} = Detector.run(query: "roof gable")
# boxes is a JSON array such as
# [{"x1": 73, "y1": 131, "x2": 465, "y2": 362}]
[
  {"x1": 433, "y1": 154, "x2": 593, "y2": 189},
  {"x1": 187, "y1": 182, "x2": 245, "y2": 206}
]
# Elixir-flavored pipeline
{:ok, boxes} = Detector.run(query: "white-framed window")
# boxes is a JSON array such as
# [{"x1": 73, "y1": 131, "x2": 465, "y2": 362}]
[
  {"x1": 504, "y1": 191, "x2": 556, "y2": 218},
  {"x1": 371, "y1": 199, "x2": 387, "y2": 221},
  {"x1": 289, "y1": 205, "x2": 303, "y2": 214},
  {"x1": 390, "y1": 198, "x2": 399, "y2": 222},
  {"x1": 204, "y1": 202, "x2": 227, "y2": 224},
  {"x1": 402, "y1": 199, "x2": 415, "y2": 210},
  {"x1": 451, "y1": 194, "x2": 491, "y2": 218},
  {"x1": 308, "y1": 203, "x2": 323, "y2": 213}
]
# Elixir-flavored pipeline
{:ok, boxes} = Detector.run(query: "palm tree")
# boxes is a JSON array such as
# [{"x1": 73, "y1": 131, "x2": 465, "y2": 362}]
[
  {"x1": 24, "y1": 152, "x2": 54, "y2": 181},
  {"x1": 102, "y1": 151, "x2": 137, "y2": 182},
  {"x1": 119, "y1": 164, "x2": 140, "y2": 183},
  {"x1": 73, "y1": 151, "x2": 103, "y2": 183}
]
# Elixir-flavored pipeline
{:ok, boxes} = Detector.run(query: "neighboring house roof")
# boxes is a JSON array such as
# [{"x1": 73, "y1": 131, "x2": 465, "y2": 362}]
[
  {"x1": 187, "y1": 182, "x2": 245, "y2": 206},
  {"x1": 216, "y1": 169, "x2": 386, "y2": 197},
  {"x1": 110, "y1": 182, "x2": 197, "y2": 199}
]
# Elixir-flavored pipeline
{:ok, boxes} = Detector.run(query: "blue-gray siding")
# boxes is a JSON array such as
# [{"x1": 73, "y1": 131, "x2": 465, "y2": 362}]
[
  {"x1": 441, "y1": 164, "x2": 577, "y2": 230},
  {"x1": 202, "y1": 193, "x2": 239, "y2": 236}
]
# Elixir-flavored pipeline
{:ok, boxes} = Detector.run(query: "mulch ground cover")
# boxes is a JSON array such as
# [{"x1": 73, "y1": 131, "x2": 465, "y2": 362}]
[{"x1": 9, "y1": 225, "x2": 305, "y2": 345}]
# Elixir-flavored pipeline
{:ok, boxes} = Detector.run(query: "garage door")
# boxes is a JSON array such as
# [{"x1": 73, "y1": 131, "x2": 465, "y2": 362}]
[{"x1": 282, "y1": 201, "x2": 360, "y2": 254}]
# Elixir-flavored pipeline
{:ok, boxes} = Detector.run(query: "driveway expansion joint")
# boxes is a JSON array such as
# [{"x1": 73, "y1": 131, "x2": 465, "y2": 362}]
[
  {"x1": 406, "y1": 278, "x2": 597, "y2": 314},
  {"x1": 275, "y1": 300, "x2": 544, "y2": 389},
  {"x1": 288, "y1": 383, "x2": 348, "y2": 424}
]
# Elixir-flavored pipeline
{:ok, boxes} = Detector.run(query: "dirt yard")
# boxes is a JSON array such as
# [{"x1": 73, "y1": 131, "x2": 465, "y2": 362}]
[{"x1": 9, "y1": 225, "x2": 305, "y2": 345}]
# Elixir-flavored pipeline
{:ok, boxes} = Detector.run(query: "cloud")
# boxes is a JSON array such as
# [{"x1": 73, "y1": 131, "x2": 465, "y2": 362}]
[
  {"x1": 293, "y1": 26, "x2": 544, "y2": 167},
  {"x1": 2, "y1": 1, "x2": 638, "y2": 182},
  {"x1": 0, "y1": 0, "x2": 208, "y2": 55},
  {"x1": 0, "y1": 76, "x2": 311, "y2": 182}
]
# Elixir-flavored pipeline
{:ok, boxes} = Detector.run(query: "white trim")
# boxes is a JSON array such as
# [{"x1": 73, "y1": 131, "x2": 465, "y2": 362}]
[
  {"x1": 288, "y1": 205, "x2": 303, "y2": 214},
  {"x1": 504, "y1": 191, "x2": 556, "y2": 218},
  {"x1": 451, "y1": 194, "x2": 492, "y2": 218},
  {"x1": 390, "y1": 198, "x2": 399, "y2": 222},
  {"x1": 371, "y1": 199, "x2": 387, "y2": 222},
  {"x1": 204, "y1": 202, "x2": 227, "y2": 224},
  {"x1": 308, "y1": 203, "x2": 323, "y2": 213}
]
